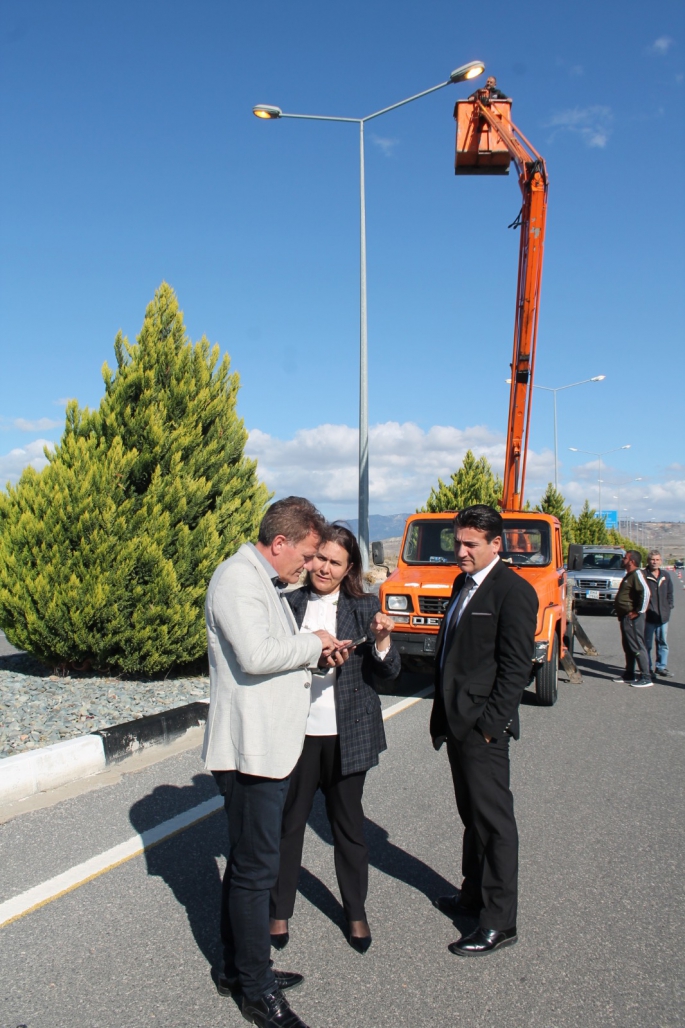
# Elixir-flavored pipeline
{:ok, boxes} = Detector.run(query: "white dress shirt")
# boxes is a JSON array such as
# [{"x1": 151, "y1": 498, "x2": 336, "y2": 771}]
[
  {"x1": 301, "y1": 591, "x2": 340, "y2": 735},
  {"x1": 299, "y1": 589, "x2": 389, "y2": 735},
  {"x1": 444, "y1": 555, "x2": 500, "y2": 637}
]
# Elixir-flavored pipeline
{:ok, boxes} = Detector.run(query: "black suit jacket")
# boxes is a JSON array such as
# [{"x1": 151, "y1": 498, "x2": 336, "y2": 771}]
[
  {"x1": 430, "y1": 560, "x2": 538, "y2": 745},
  {"x1": 287, "y1": 588, "x2": 401, "y2": 776}
]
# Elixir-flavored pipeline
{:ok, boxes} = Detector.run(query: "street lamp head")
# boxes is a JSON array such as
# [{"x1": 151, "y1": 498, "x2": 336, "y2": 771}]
[
  {"x1": 449, "y1": 61, "x2": 485, "y2": 83},
  {"x1": 621, "y1": 444, "x2": 631, "y2": 450},
  {"x1": 253, "y1": 104, "x2": 282, "y2": 120},
  {"x1": 569, "y1": 447, "x2": 579, "y2": 452},
  {"x1": 592, "y1": 375, "x2": 606, "y2": 381}
]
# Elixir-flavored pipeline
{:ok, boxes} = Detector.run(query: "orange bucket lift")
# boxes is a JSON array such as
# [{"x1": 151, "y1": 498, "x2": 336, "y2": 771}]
[{"x1": 454, "y1": 99, "x2": 513, "y2": 175}]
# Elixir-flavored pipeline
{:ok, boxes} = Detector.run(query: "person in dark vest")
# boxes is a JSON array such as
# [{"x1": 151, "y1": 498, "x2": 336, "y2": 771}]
[{"x1": 612, "y1": 549, "x2": 651, "y2": 687}]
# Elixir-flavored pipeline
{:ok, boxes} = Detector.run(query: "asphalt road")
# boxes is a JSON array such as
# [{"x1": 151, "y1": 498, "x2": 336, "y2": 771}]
[
  {"x1": 1, "y1": 582, "x2": 684, "y2": 1028},
  {"x1": 0, "y1": 631, "x2": 21, "y2": 657}
]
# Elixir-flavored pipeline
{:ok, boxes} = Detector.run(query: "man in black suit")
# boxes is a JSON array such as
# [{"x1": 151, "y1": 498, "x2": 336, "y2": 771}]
[{"x1": 431, "y1": 505, "x2": 538, "y2": 955}]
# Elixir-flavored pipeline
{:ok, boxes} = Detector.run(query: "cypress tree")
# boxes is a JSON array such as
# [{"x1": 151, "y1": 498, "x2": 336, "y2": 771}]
[
  {"x1": 0, "y1": 284, "x2": 269, "y2": 673},
  {"x1": 573, "y1": 499, "x2": 610, "y2": 545},
  {"x1": 421, "y1": 450, "x2": 503, "y2": 512}
]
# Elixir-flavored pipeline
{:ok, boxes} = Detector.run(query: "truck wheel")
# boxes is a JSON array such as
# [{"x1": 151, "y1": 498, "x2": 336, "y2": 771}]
[{"x1": 535, "y1": 635, "x2": 558, "y2": 706}]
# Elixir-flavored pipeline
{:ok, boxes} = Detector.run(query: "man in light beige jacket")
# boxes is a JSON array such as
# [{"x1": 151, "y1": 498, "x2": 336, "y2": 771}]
[{"x1": 203, "y1": 496, "x2": 349, "y2": 1028}]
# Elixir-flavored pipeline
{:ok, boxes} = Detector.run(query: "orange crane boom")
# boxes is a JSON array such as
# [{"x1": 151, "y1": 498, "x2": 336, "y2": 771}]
[{"x1": 454, "y1": 92, "x2": 549, "y2": 510}]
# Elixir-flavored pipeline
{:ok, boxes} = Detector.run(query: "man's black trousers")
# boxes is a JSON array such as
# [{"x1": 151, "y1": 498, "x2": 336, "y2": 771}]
[
  {"x1": 619, "y1": 612, "x2": 650, "y2": 679},
  {"x1": 447, "y1": 729, "x2": 518, "y2": 931},
  {"x1": 270, "y1": 734, "x2": 368, "y2": 924},
  {"x1": 215, "y1": 770, "x2": 290, "y2": 1002}
]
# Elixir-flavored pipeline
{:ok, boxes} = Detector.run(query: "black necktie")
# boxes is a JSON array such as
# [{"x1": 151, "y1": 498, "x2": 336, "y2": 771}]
[
  {"x1": 443, "y1": 575, "x2": 473, "y2": 656},
  {"x1": 272, "y1": 577, "x2": 295, "y2": 634}
]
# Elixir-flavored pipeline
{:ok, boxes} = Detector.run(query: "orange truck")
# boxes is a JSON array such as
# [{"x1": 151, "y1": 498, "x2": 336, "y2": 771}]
[
  {"x1": 377, "y1": 82, "x2": 576, "y2": 705},
  {"x1": 375, "y1": 510, "x2": 567, "y2": 704}
]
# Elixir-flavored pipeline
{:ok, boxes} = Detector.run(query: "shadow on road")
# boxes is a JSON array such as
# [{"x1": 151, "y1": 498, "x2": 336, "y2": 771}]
[
  {"x1": 128, "y1": 772, "x2": 455, "y2": 966},
  {"x1": 376, "y1": 663, "x2": 433, "y2": 697},
  {"x1": 299, "y1": 789, "x2": 454, "y2": 933},
  {"x1": 129, "y1": 776, "x2": 226, "y2": 971}
]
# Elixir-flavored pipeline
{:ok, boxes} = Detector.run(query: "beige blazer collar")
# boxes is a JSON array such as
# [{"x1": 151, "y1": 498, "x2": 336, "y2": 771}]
[{"x1": 239, "y1": 543, "x2": 298, "y2": 635}]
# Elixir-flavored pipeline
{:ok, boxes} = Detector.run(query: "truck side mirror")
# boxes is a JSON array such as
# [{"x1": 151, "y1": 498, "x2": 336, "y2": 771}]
[
  {"x1": 371, "y1": 541, "x2": 385, "y2": 566},
  {"x1": 567, "y1": 544, "x2": 583, "y2": 571}
]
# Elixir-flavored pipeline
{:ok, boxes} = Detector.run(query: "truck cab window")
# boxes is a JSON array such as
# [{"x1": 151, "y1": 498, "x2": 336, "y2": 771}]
[
  {"x1": 500, "y1": 521, "x2": 551, "y2": 566},
  {"x1": 402, "y1": 521, "x2": 458, "y2": 565}
]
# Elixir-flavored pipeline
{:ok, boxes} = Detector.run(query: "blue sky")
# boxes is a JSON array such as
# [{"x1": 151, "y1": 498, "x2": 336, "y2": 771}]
[{"x1": 1, "y1": 0, "x2": 683, "y2": 523}]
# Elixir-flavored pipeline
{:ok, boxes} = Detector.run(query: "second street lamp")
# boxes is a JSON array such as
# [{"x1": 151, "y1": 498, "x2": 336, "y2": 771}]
[
  {"x1": 534, "y1": 376, "x2": 605, "y2": 488},
  {"x1": 253, "y1": 61, "x2": 485, "y2": 568},
  {"x1": 568, "y1": 444, "x2": 631, "y2": 515},
  {"x1": 506, "y1": 374, "x2": 606, "y2": 488}
]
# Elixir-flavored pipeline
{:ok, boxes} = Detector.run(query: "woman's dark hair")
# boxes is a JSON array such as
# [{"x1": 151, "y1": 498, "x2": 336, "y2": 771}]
[{"x1": 307, "y1": 522, "x2": 366, "y2": 598}]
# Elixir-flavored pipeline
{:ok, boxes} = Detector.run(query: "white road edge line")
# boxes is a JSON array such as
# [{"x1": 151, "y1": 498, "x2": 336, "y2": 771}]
[{"x1": 0, "y1": 686, "x2": 433, "y2": 930}]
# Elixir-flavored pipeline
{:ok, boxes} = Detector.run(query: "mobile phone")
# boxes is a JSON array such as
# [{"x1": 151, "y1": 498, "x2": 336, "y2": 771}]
[{"x1": 332, "y1": 634, "x2": 367, "y2": 656}]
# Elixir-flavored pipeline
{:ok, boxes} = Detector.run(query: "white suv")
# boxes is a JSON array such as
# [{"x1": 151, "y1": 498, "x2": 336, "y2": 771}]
[{"x1": 567, "y1": 546, "x2": 625, "y2": 612}]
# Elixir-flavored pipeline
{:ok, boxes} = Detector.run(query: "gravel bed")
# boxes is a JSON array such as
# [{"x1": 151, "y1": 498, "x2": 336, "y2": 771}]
[{"x1": 0, "y1": 652, "x2": 209, "y2": 759}]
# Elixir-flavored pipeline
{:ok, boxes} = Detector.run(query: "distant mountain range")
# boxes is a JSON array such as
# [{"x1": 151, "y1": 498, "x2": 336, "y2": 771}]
[{"x1": 336, "y1": 513, "x2": 412, "y2": 541}]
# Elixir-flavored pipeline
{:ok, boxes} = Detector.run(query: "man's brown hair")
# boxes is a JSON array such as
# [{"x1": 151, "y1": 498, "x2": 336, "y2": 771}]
[{"x1": 258, "y1": 496, "x2": 326, "y2": 546}]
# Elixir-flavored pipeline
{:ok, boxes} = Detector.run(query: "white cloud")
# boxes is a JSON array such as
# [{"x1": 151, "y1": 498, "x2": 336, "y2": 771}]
[
  {"x1": 651, "y1": 36, "x2": 674, "y2": 54},
  {"x1": 371, "y1": 134, "x2": 399, "y2": 157},
  {"x1": 0, "y1": 439, "x2": 54, "y2": 485},
  {"x1": 556, "y1": 58, "x2": 584, "y2": 76},
  {"x1": 14, "y1": 417, "x2": 61, "y2": 431},
  {"x1": 247, "y1": 421, "x2": 550, "y2": 515},
  {"x1": 247, "y1": 421, "x2": 685, "y2": 521},
  {"x1": 54, "y1": 397, "x2": 74, "y2": 407},
  {"x1": 545, "y1": 105, "x2": 613, "y2": 148}
]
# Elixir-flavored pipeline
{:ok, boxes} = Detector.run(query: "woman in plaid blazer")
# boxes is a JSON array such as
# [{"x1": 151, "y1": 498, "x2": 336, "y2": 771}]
[{"x1": 269, "y1": 523, "x2": 401, "y2": 953}]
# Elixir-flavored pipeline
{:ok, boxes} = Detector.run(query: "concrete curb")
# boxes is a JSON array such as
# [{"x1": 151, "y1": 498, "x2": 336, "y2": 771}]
[
  {"x1": 0, "y1": 699, "x2": 209, "y2": 807},
  {"x1": 95, "y1": 700, "x2": 210, "y2": 764}
]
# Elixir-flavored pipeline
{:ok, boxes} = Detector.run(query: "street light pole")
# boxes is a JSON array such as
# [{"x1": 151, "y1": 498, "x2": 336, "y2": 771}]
[
  {"x1": 534, "y1": 376, "x2": 605, "y2": 488},
  {"x1": 253, "y1": 61, "x2": 485, "y2": 569},
  {"x1": 358, "y1": 118, "x2": 369, "y2": 565},
  {"x1": 568, "y1": 444, "x2": 631, "y2": 515}
]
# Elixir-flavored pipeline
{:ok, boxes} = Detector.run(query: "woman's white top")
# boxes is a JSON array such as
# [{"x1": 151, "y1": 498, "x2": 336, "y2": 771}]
[{"x1": 301, "y1": 590, "x2": 340, "y2": 736}]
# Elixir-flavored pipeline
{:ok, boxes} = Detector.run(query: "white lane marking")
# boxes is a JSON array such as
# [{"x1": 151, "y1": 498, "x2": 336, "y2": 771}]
[
  {"x1": 0, "y1": 796, "x2": 222, "y2": 929},
  {"x1": 382, "y1": 685, "x2": 433, "y2": 719},
  {"x1": 0, "y1": 687, "x2": 433, "y2": 930}
]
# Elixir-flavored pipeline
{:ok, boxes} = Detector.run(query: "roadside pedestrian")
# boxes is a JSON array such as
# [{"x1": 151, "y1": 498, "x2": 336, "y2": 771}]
[
  {"x1": 644, "y1": 550, "x2": 675, "y2": 677},
  {"x1": 269, "y1": 524, "x2": 400, "y2": 955},
  {"x1": 612, "y1": 549, "x2": 651, "y2": 688},
  {"x1": 203, "y1": 496, "x2": 351, "y2": 1028},
  {"x1": 430, "y1": 505, "x2": 538, "y2": 956}
]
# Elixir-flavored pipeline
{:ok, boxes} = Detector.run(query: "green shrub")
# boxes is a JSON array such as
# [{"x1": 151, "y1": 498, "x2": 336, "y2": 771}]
[{"x1": 0, "y1": 284, "x2": 270, "y2": 673}]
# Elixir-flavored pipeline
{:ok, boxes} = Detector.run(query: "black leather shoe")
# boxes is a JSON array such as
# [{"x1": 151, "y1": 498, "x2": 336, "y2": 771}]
[
  {"x1": 449, "y1": 925, "x2": 517, "y2": 956},
  {"x1": 217, "y1": 968, "x2": 303, "y2": 995},
  {"x1": 242, "y1": 988, "x2": 310, "y2": 1027},
  {"x1": 433, "y1": 892, "x2": 482, "y2": 918},
  {"x1": 270, "y1": 931, "x2": 289, "y2": 950}
]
